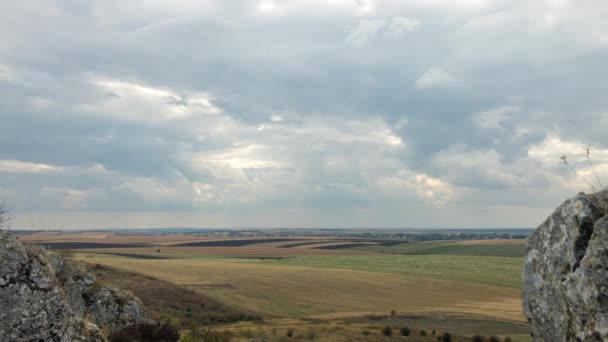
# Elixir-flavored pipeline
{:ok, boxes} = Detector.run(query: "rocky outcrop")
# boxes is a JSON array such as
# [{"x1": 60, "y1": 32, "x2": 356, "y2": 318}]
[
  {"x1": 0, "y1": 231, "x2": 151, "y2": 342},
  {"x1": 523, "y1": 190, "x2": 608, "y2": 341}
]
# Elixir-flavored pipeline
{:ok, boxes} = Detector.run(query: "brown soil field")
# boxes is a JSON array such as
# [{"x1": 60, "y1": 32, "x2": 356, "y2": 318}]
[
  {"x1": 79, "y1": 245, "x2": 374, "y2": 256},
  {"x1": 170, "y1": 238, "x2": 306, "y2": 247}
]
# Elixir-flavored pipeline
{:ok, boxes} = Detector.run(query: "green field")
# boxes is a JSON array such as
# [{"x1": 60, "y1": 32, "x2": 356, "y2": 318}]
[{"x1": 255, "y1": 254, "x2": 523, "y2": 288}]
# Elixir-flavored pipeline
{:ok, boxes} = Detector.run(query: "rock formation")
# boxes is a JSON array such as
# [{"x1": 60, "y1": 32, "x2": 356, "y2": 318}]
[
  {"x1": 523, "y1": 190, "x2": 608, "y2": 341},
  {"x1": 0, "y1": 230, "x2": 151, "y2": 342}
]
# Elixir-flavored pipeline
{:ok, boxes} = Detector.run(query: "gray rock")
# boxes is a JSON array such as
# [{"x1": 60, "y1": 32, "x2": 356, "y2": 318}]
[
  {"x1": 0, "y1": 230, "x2": 151, "y2": 341},
  {"x1": 86, "y1": 285, "x2": 151, "y2": 331},
  {"x1": 523, "y1": 190, "x2": 608, "y2": 341}
]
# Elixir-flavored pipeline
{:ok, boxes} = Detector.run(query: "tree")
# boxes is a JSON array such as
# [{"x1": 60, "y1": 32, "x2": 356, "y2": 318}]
[
  {"x1": 400, "y1": 327, "x2": 410, "y2": 336},
  {"x1": 442, "y1": 332, "x2": 452, "y2": 342},
  {"x1": 471, "y1": 335, "x2": 484, "y2": 342}
]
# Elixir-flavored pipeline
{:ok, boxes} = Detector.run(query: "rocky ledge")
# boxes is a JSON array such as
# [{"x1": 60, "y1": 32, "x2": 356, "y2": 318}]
[
  {"x1": 0, "y1": 230, "x2": 152, "y2": 342},
  {"x1": 523, "y1": 190, "x2": 608, "y2": 341}
]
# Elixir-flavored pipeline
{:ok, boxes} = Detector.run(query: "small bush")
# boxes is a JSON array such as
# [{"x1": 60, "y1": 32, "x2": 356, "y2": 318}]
[
  {"x1": 286, "y1": 328, "x2": 295, "y2": 338},
  {"x1": 504, "y1": 338, "x2": 513, "y2": 342},
  {"x1": 471, "y1": 334, "x2": 484, "y2": 342},
  {"x1": 442, "y1": 332, "x2": 452, "y2": 342},
  {"x1": 400, "y1": 327, "x2": 410, "y2": 336},
  {"x1": 488, "y1": 336, "x2": 500, "y2": 342},
  {"x1": 420, "y1": 329, "x2": 427, "y2": 336},
  {"x1": 432, "y1": 329, "x2": 437, "y2": 336},
  {"x1": 108, "y1": 321, "x2": 179, "y2": 342},
  {"x1": 362, "y1": 330, "x2": 371, "y2": 336},
  {"x1": 390, "y1": 309, "x2": 397, "y2": 317},
  {"x1": 382, "y1": 326, "x2": 393, "y2": 337}
]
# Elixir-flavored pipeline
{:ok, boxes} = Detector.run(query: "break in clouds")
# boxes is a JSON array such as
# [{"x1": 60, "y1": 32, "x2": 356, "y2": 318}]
[{"x1": 1, "y1": 0, "x2": 607, "y2": 229}]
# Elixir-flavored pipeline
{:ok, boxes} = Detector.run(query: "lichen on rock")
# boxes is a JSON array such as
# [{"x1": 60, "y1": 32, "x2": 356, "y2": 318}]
[
  {"x1": 523, "y1": 190, "x2": 608, "y2": 341},
  {"x1": 0, "y1": 230, "x2": 152, "y2": 342}
]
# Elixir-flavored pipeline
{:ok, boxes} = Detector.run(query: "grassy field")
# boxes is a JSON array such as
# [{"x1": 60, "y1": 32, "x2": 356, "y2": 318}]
[
  {"x1": 75, "y1": 251, "x2": 529, "y2": 341},
  {"x1": 76, "y1": 252, "x2": 524, "y2": 318},
  {"x1": 255, "y1": 254, "x2": 523, "y2": 288}
]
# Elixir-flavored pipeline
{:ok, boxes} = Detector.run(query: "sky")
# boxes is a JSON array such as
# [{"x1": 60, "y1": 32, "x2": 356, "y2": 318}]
[{"x1": 1, "y1": 0, "x2": 607, "y2": 230}]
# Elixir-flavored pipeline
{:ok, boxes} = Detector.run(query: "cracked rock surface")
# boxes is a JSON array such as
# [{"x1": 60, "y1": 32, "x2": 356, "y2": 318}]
[
  {"x1": 523, "y1": 190, "x2": 608, "y2": 341},
  {"x1": 0, "y1": 230, "x2": 151, "y2": 341}
]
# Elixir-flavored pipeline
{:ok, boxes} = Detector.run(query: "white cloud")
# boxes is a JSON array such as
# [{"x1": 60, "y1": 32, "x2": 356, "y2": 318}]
[
  {"x1": 472, "y1": 106, "x2": 518, "y2": 130},
  {"x1": 0, "y1": 160, "x2": 64, "y2": 173},
  {"x1": 415, "y1": 174, "x2": 452, "y2": 205},
  {"x1": 346, "y1": 19, "x2": 386, "y2": 47},
  {"x1": 378, "y1": 169, "x2": 453, "y2": 205},
  {"x1": 87, "y1": 78, "x2": 221, "y2": 123},
  {"x1": 415, "y1": 67, "x2": 455, "y2": 89},
  {"x1": 386, "y1": 16, "x2": 421, "y2": 36}
]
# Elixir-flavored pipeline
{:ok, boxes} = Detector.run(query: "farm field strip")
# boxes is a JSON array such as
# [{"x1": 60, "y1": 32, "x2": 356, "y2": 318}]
[
  {"x1": 77, "y1": 245, "x2": 375, "y2": 256},
  {"x1": 352, "y1": 240, "x2": 525, "y2": 257}
]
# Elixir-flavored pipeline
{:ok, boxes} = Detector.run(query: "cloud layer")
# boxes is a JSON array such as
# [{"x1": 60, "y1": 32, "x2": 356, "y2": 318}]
[{"x1": 1, "y1": 0, "x2": 607, "y2": 229}]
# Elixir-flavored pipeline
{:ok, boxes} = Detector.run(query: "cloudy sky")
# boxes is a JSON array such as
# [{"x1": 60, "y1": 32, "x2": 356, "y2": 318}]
[{"x1": 1, "y1": 0, "x2": 607, "y2": 229}]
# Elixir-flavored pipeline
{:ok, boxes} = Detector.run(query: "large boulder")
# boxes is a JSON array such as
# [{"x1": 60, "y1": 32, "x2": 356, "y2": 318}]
[
  {"x1": 523, "y1": 190, "x2": 608, "y2": 341},
  {"x1": 0, "y1": 230, "x2": 152, "y2": 341}
]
